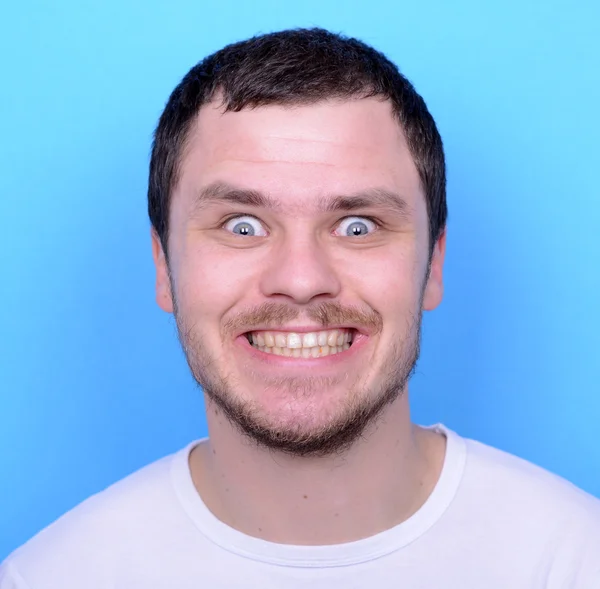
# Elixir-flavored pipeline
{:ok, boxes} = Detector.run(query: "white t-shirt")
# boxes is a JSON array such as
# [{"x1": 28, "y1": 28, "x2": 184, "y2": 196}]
[{"x1": 1, "y1": 425, "x2": 599, "y2": 588}]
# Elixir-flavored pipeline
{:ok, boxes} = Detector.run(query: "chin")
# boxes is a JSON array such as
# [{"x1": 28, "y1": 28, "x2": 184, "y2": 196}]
[{"x1": 206, "y1": 380, "x2": 392, "y2": 458}]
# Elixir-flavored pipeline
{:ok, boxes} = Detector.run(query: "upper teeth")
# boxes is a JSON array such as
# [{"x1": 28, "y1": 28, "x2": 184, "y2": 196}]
[
  {"x1": 250, "y1": 329, "x2": 352, "y2": 348},
  {"x1": 248, "y1": 328, "x2": 353, "y2": 358}
]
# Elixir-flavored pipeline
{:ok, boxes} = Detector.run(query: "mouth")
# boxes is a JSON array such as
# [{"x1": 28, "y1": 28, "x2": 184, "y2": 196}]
[{"x1": 244, "y1": 328, "x2": 355, "y2": 358}]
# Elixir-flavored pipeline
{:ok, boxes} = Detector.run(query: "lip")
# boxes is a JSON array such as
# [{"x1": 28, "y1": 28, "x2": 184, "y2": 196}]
[
  {"x1": 235, "y1": 324, "x2": 371, "y2": 337},
  {"x1": 235, "y1": 330, "x2": 369, "y2": 369}
]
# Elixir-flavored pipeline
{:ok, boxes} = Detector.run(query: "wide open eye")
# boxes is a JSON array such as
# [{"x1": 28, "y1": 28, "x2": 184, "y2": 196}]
[
  {"x1": 223, "y1": 215, "x2": 268, "y2": 237},
  {"x1": 334, "y1": 216, "x2": 378, "y2": 237}
]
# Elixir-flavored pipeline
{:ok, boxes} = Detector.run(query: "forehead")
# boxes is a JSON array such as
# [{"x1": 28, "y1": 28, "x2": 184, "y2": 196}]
[{"x1": 177, "y1": 98, "x2": 423, "y2": 210}]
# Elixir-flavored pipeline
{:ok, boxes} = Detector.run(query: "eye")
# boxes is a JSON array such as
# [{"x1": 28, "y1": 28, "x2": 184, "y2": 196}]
[
  {"x1": 334, "y1": 216, "x2": 378, "y2": 237},
  {"x1": 223, "y1": 215, "x2": 268, "y2": 237}
]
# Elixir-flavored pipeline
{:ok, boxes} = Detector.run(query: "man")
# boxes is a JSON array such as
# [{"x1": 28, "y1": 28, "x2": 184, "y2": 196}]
[{"x1": 1, "y1": 27, "x2": 599, "y2": 588}]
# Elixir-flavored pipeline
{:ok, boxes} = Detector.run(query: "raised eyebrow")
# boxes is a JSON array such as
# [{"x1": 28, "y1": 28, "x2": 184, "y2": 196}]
[
  {"x1": 192, "y1": 182, "x2": 410, "y2": 216},
  {"x1": 319, "y1": 189, "x2": 411, "y2": 217},
  {"x1": 192, "y1": 182, "x2": 282, "y2": 212}
]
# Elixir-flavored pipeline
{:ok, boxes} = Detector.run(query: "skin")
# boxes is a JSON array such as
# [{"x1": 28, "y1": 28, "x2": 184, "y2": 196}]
[{"x1": 151, "y1": 97, "x2": 447, "y2": 544}]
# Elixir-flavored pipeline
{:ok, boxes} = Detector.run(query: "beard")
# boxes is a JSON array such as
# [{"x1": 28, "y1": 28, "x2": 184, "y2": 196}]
[{"x1": 173, "y1": 297, "x2": 423, "y2": 459}]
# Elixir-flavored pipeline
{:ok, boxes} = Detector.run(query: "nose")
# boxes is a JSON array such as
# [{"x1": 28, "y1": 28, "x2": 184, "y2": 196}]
[{"x1": 258, "y1": 234, "x2": 342, "y2": 304}]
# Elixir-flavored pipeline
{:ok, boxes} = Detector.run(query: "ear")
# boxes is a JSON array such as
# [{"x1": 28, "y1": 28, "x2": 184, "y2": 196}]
[
  {"x1": 422, "y1": 228, "x2": 446, "y2": 311},
  {"x1": 151, "y1": 229, "x2": 174, "y2": 313}
]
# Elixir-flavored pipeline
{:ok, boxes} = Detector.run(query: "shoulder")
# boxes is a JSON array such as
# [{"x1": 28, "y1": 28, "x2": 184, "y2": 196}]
[
  {"x1": 457, "y1": 432, "x2": 600, "y2": 577},
  {"x1": 0, "y1": 443, "x2": 194, "y2": 588},
  {"x1": 462, "y1": 434, "x2": 600, "y2": 518}
]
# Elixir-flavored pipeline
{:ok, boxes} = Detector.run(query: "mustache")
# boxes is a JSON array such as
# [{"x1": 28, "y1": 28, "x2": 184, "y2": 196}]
[{"x1": 222, "y1": 301, "x2": 383, "y2": 336}]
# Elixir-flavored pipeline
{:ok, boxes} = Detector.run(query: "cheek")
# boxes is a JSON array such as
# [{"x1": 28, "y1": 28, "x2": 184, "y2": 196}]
[
  {"x1": 174, "y1": 244, "x2": 259, "y2": 316},
  {"x1": 339, "y1": 245, "x2": 423, "y2": 311}
]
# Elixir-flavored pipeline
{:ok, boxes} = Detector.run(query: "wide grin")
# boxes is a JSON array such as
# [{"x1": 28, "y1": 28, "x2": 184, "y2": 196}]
[{"x1": 245, "y1": 328, "x2": 354, "y2": 358}]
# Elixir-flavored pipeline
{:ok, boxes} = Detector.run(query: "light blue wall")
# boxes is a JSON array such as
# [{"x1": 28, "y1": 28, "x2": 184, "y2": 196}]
[{"x1": 1, "y1": 0, "x2": 598, "y2": 560}]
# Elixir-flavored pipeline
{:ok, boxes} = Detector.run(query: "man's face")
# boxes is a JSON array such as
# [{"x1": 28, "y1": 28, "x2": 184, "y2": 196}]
[{"x1": 152, "y1": 98, "x2": 445, "y2": 456}]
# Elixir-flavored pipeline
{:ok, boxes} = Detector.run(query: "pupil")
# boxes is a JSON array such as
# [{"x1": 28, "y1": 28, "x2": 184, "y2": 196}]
[
  {"x1": 236, "y1": 223, "x2": 253, "y2": 236},
  {"x1": 349, "y1": 222, "x2": 366, "y2": 236}
]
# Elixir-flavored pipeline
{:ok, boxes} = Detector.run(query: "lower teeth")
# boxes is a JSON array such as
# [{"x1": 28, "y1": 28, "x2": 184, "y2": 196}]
[{"x1": 251, "y1": 343, "x2": 351, "y2": 357}]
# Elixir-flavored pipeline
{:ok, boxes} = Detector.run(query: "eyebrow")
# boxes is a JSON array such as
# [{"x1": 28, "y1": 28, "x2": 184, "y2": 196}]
[{"x1": 192, "y1": 181, "x2": 411, "y2": 217}]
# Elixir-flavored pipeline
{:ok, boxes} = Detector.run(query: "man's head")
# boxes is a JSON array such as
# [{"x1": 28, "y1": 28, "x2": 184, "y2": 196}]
[{"x1": 149, "y1": 28, "x2": 447, "y2": 457}]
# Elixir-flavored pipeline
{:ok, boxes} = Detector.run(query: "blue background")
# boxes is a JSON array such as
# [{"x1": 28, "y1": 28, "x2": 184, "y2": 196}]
[{"x1": 1, "y1": 0, "x2": 599, "y2": 560}]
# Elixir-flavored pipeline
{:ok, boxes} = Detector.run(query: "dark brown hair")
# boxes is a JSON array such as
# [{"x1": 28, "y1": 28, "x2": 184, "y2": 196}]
[{"x1": 148, "y1": 28, "x2": 446, "y2": 256}]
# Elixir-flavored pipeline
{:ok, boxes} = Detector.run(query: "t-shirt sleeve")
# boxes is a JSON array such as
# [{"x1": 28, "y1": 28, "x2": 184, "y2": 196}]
[
  {"x1": 583, "y1": 558, "x2": 600, "y2": 587},
  {"x1": 576, "y1": 529, "x2": 600, "y2": 589},
  {"x1": 0, "y1": 562, "x2": 31, "y2": 589}
]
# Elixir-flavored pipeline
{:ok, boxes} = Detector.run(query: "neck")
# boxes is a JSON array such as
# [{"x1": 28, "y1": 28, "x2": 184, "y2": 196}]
[{"x1": 189, "y1": 391, "x2": 446, "y2": 545}]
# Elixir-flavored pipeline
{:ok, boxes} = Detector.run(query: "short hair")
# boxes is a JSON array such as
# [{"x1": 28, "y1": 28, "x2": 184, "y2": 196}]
[{"x1": 148, "y1": 27, "x2": 447, "y2": 257}]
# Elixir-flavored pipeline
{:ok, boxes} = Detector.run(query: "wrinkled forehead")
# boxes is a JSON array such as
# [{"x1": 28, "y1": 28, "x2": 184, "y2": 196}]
[{"x1": 176, "y1": 98, "x2": 424, "y2": 213}]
